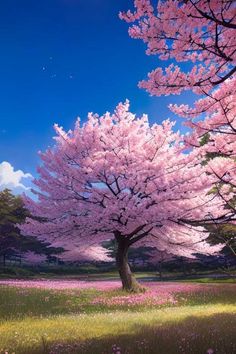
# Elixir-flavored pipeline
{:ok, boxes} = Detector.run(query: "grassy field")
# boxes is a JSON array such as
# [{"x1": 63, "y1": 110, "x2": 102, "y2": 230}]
[{"x1": 0, "y1": 279, "x2": 235, "y2": 354}]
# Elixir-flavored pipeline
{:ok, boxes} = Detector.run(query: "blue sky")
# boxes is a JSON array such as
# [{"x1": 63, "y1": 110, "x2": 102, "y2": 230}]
[{"x1": 0, "y1": 0, "x2": 195, "y2": 193}]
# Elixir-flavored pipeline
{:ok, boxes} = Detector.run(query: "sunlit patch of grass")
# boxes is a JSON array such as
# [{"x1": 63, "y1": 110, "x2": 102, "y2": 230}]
[{"x1": 0, "y1": 304, "x2": 235, "y2": 353}]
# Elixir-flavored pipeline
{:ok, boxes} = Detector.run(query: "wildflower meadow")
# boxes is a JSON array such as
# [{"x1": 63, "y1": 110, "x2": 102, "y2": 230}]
[{"x1": 0, "y1": 277, "x2": 235, "y2": 354}]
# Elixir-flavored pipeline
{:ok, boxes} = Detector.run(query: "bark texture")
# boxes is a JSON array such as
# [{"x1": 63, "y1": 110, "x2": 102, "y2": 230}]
[{"x1": 116, "y1": 237, "x2": 144, "y2": 292}]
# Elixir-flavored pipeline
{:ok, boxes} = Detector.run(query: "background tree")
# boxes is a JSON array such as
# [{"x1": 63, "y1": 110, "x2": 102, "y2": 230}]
[
  {"x1": 103, "y1": 239, "x2": 153, "y2": 268},
  {"x1": 149, "y1": 250, "x2": 176, "y2": 279},
  {"x1": 0, "y1": 189, "x2": 27, "y2": 266},
  {"x1": 21, "y1": 102, "x2": 225, "y2": 291},
  {"x1": 0, "y1": 189, "x2": 63, "y2": 267},
  {"x1": 207, "y1": 223, "x2": 236, "y2": 258}
]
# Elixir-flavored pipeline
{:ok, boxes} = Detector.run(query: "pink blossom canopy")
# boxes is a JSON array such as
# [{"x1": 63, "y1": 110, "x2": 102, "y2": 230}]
[{"x1": 20, "y1": 101, "x2": 227, "y2": 260}]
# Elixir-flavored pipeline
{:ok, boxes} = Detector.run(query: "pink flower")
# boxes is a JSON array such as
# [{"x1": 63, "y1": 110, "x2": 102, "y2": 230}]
[{"x1": 207, "y1": 349, "x2": 214, "y2": 354}]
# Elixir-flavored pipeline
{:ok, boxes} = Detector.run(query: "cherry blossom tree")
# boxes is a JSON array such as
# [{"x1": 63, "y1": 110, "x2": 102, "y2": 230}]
[
  {"x1": 120, "y1": 0, "x2": 236, "y2": 218},
  {"x1": 23, "y1": 251, "x2": 47, "y2": 265},
  {"x1": 149, "y1": 250, "x2": 176, "y2": 279},
  {"x1": 20, "y1": 102, "x2": 226, "y2": 291}
]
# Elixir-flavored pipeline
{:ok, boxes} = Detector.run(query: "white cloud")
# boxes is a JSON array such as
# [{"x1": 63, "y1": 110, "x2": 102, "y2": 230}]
[{"x1": 0, "y1": 161, "x2": 33, "y2": 192}]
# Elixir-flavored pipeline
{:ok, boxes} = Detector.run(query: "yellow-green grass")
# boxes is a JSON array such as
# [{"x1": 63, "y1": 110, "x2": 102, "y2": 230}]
[
  {"x1": 0, "y1": 305, "x2": 235, "y2": 354},
  {"x1": 0, "y1": 284, "x2": 235, "y2": 354}
]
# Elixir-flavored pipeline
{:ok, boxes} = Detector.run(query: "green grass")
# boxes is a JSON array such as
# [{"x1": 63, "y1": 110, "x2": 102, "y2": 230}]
[
  {"x1": 177, "y1": 277, "x2": 236, "y2": 284},
  {"x1": 0, "y1": 269, "x2": 156, "y2": 280},
  {"x1": 1, "y1": 266, "x2": 235, "y2": 281},
  {"x1": 0, "y1": 286, "x2": 103, "y2": 320},
  {"x1": 0, "y1": 283, "x2": 235, "y2": 354}
]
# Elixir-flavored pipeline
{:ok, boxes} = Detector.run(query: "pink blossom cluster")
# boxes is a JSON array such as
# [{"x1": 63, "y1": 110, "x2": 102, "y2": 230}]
[
  {"x1": 0, "y1": 279, "x2": 119, "y2": 291},
  {"x1": 171, "y1": 77, "x2": 236, "y2": 214},
  {"x1": 120, "y1": 0, "x2": 236, "y2": 95},
  {"x1": 23, "y1": 251, "x2": 47, "y2": 264},
  {"x1": 91, "y1": 290, "x2": 176, "y2": 307}
]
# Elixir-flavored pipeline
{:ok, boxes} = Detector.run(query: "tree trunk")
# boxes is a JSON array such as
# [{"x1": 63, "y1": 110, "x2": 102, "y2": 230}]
[
  {"x1": 116, "y1": 239, "x2": 144, "y2": 292},
  {"x1": 159, "y1": 261, "x2": 163, "y2": 280}
]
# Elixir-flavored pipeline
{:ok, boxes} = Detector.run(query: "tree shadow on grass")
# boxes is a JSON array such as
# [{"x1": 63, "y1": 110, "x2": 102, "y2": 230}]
[{"x1": 46, "y1": 313, "x2": 236, "y2": 354}]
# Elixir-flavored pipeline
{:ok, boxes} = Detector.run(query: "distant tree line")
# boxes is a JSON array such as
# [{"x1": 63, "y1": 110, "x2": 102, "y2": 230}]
[{"x1": 0, "y1": 189, "x2": 63, "y2": 268}]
